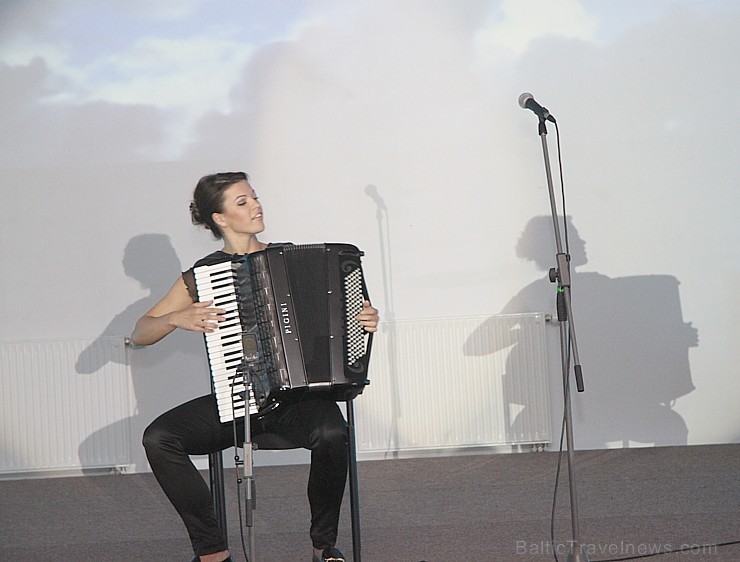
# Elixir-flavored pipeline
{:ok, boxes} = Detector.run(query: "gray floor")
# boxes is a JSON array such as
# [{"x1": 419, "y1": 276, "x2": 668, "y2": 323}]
[{"x1": 1, "y1": 444, "x2": 738, "y2": 561}]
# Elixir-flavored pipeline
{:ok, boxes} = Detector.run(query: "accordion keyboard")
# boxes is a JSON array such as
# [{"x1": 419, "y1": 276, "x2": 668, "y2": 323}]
[{"x1": 194, "y1": 260, "x2": 258, "y2": 422}]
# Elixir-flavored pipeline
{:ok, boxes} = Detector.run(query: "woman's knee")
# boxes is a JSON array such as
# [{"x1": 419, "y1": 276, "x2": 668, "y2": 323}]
[
  {"x1": 312, "y1": 417, "x2": 348, "y2": 450},
  {"x1": 142, "y1": 420, "x2": 176, "y2": 456}
]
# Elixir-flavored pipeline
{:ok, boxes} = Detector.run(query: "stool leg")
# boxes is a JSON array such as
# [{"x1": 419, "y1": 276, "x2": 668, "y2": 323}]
[
  {"x1": 209, "y1": 451, "x2": 228, "y2": 547},
  {"x1": 346, "y1": 400, "x2": 361, "y2": 562}
]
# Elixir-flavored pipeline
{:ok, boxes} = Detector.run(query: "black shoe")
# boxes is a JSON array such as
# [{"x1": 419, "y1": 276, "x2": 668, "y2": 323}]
[
  {"x1": 312, "y1": 546, "x2": 346, "y2": 562},
  {"x1": 191, "y1": 557, "x2": 232, "y2": 562}
]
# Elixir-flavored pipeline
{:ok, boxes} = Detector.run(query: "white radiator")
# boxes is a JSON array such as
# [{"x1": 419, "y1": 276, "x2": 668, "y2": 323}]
[
  {"x1": 0, "y1": 316, "x2": 550, "y2": 474},
  {"x1": 355, "y1": 313, "x2": 551, "y2": 458},
  {"x1": 0, "y1": 337, "x2": 135, "y2": 475}
]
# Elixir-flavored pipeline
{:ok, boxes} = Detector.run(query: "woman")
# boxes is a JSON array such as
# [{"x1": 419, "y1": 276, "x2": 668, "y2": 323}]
[{"x1": 131, "y1": 172, "x2": 379, "y2": 562}]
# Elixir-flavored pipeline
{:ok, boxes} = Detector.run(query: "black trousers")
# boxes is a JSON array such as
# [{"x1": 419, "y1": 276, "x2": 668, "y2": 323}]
[{"x1": 142, "y1": 394, "x2": 348, "y2": 556}]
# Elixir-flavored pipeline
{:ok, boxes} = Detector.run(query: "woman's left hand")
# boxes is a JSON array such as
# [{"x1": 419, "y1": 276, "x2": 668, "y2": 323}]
[{"x1": 356, "y1": 300, "x2": 380, "y2": 332}]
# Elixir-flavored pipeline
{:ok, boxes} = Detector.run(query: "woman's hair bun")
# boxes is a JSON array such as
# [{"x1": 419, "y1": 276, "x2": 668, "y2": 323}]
[{"x1": 189, "y1": 200, "x2": 202, "y2": 226}]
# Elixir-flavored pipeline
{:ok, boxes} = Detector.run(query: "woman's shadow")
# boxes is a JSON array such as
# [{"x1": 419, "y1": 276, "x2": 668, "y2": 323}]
[
  {"x1": 465, "y1": 216, "x2": 697, "y2": 448},
  {"x1": 76, "y1": 234, "x2": 210, "y2": 472}
]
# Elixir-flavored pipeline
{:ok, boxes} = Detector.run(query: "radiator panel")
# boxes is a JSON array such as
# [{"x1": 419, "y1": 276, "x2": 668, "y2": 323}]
[
  {"x1": 0, "y1": 337, "x2": 134, "y2": 475},
  {"x1": 355, "y1": 313, "x2": 551, "y2": 456},
  {"x1": 0, "y1": 315, "x2": 550, "y2": 473}
]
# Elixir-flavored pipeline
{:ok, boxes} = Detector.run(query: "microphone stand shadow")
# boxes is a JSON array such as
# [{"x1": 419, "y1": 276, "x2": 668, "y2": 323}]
[
  {"x1": 530, "y1": 114, "x2": 589, "y2": 562},
  {"x1": 365, "y1": 184, "x2": 401, "y2": 453}
]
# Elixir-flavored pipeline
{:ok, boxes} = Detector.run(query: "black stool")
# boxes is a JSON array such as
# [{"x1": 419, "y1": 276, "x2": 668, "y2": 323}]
[{"x1": 209, "y1": 400, "x2": 362, "y2": 561}]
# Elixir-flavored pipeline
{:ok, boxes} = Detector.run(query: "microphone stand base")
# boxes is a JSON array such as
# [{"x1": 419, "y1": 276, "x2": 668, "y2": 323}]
[{"x1": 568, "y1": 543, "x2": 590, "y2": 562}]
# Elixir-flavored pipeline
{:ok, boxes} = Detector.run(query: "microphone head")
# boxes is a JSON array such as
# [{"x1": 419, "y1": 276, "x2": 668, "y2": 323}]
[{"x1": 518, "y1": 92, "x2": 534, "y2": 109}]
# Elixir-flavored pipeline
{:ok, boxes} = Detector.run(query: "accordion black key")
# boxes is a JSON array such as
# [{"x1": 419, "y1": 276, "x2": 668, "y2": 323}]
[{"x1": 194, "y1": 243, "x2": 372, "y2": 423}]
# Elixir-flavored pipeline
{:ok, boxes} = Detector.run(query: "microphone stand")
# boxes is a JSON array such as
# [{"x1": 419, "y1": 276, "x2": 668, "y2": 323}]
[
  {"x1": 239, "y1": 364, "x2": 257, "y2": 562},
  {"x1": 534, "y1": 117, "x2": 589, "y2": 562}
]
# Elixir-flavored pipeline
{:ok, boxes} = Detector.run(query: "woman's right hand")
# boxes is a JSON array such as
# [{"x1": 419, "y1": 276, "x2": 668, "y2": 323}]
[
  {"x1": 170, "y1": 300, "x2": 226, "y2": 333},
  {"x1": 131, "y1": 276, "x2": 225, "y2": 346}
]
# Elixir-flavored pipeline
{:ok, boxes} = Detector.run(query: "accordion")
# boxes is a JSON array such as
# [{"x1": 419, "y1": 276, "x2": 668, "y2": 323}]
[{"x1": 193, "y1": 243, "x2": 372, "y2": 423}]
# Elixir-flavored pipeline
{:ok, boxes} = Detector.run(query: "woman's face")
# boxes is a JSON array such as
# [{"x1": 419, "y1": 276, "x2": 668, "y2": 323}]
[{"x1": 212, "y1": 180, "x2": 265, "y2": 237}]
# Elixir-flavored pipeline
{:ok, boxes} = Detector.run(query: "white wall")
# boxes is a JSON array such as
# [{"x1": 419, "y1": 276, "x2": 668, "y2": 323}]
[{"x1": 1, "y1": 1, "x2": 738, "y2": 468}]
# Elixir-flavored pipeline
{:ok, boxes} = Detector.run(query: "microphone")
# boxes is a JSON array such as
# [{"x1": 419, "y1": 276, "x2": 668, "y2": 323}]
[{"x1": 518, "y1": 92, "x2": 556, "y2": 123}]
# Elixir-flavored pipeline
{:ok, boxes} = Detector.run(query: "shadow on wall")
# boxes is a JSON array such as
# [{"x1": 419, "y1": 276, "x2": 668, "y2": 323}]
[
  {"x1": 364, "y1": 184, "x2": 402, "y2": 451},
  {"x1": 465, "y1": 216, "x2": 697, "y2": 449},
  {"x1": 75, "y1": 234, "x2": 209, "y2": 472}
]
